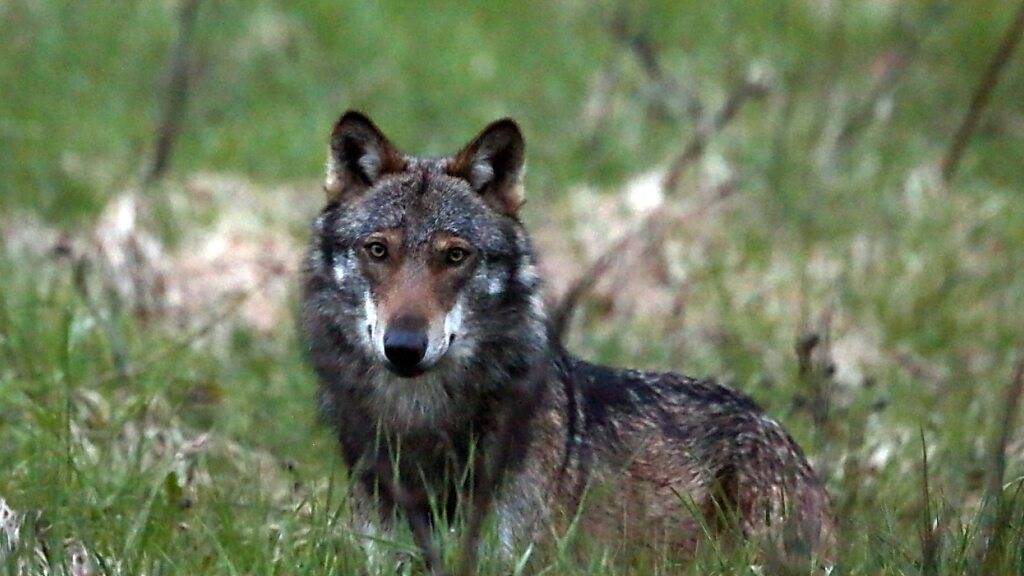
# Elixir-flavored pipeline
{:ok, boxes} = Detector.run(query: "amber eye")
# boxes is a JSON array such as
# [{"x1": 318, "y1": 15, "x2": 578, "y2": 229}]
[
  {"x1": 366, "y1": 241, "x2": 388, "y2": 260},
  {"x1": 446, "y1": 247, "x2": 468, "y2": 265}
]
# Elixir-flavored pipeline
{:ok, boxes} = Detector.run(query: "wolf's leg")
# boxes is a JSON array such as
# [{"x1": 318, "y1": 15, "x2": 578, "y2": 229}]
[
  {"x1": 403, "y1": 505, "x2": 446, "y2": 576},
  {"x1": 366, "y1": 464, "x2": 446, "y2": 576},
  {"x1": 455, "y1": 411, "x2": 539, "y2": 576},
  {"x1": 348, "y1": 471, "x2": 438, "y2": 576},
  {"x1": 347, "y1": 484, "x2": 403, "y2": 574},
  {"x1": 351, "y1": 455, "x2": 449, "y2": 575}
]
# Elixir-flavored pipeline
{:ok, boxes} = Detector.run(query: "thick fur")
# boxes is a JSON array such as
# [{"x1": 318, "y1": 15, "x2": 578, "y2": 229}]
[{"x1": 301, "y1": 112, "x2": 834, "y2": 572}]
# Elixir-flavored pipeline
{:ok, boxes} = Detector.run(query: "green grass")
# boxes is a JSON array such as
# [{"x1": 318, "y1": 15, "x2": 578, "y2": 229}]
[{"x1": 3, "y1": 0, "x2": 1024, "y2": 573}]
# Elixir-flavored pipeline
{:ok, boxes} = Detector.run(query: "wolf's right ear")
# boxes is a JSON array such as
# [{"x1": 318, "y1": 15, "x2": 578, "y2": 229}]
[{"x1": 325, "y1": 111, "x2": 405, "y2": 203}]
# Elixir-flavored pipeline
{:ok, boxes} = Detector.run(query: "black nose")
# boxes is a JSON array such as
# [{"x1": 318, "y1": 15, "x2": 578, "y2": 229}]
[{"x1": 383, "y1": 328, "x2": 428, "y2": 375}]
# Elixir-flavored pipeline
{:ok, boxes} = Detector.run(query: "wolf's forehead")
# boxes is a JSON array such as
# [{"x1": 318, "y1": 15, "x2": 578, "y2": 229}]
[{"x1": 344, "y1": 173, "x2": 509, "y2": 248}]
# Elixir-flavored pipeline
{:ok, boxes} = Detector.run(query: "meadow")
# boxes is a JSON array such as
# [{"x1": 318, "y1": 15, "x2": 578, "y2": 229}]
[{"x1": 2, "y1": 1, "x2": 1024, "y2": 573}]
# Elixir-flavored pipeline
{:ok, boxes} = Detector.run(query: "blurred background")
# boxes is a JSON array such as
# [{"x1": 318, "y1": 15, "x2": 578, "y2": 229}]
[{"x1": 2, "y1": 1, "x2": 1024, "y2": 573}]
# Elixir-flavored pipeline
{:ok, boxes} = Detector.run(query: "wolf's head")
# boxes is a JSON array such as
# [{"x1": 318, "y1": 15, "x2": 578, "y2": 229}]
[{"x1": 303, "y1": 112, "x2": 547, "y2": 428}]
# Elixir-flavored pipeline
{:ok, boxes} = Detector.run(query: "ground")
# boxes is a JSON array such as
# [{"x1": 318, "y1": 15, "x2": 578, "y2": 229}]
[{"x1": 2, "y1": 1, "x2": 1024, "y2": 574}]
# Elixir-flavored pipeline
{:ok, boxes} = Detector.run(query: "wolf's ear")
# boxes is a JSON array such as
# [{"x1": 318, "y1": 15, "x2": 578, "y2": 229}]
[
  {"x1": 448, "y1": 119, "x2": 525, "y2": 216},
  {"x1": 325, "y1": 111, "x2": 405, "y2": 203}
]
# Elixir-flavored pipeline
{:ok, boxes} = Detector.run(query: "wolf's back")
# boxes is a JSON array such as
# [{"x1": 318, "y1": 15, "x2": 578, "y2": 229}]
[{"x1": 560, "y1": 356, "x2": 835, "y2": 559}]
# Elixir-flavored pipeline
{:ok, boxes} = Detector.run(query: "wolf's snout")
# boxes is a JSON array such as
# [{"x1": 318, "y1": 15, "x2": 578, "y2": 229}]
[{"x1": 383, "y1": 326, "x2": 428, "y2": 376}]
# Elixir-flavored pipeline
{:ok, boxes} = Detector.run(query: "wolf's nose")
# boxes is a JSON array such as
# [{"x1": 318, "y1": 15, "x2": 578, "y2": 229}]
[{"x1": 383, "y1": 328, "x2": 428, "y2": 374}]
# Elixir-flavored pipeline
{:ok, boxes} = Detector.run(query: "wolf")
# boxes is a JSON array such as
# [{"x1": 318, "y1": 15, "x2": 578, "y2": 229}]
[{"x1": 301, "y1": 111, "x2": 835, "y2": 574}]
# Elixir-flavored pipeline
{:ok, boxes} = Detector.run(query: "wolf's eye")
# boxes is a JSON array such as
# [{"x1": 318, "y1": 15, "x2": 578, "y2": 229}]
[
  {"x1": 445, "y1": 247, "x2": 468, "y2": 265},
  {"x1": 366, "y1": 241, "x2": 388, "y2": 260}
]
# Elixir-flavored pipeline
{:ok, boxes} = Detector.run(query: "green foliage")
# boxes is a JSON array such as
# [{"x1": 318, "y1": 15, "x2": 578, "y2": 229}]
[{"x1": 2, "y1": 0, "x2": 1024, "y2": 573}]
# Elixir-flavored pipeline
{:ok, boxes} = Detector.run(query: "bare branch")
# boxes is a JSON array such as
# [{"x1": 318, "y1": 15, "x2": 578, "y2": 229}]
[
  {"x1": 919, "y1": 428, "x2": 939, "y2": 576},
  {"x1": 549, "y1": 185, "x2": 735, "y2": 341},
  {"x1": 610, "y1": 13, "x2": 703, "y2": 123},
  {"x1": 661, "y1": 78, "x2": 769, "y2": 194},
  {"x1": 835, "y1": 43, "x2": 918, "y2": 150},
  {"x1": 986, "y1": 358, "x2": 1024, "y2": 508},
  {"x1": 941, "y1": 1, "x2": 1024, "y2": 183},
  {"x1": 971, "y1": 355, "x2": 1024, "y2": 573},
  {"x1": 834, "y1": 6, "x2": 952, "y2": 152},
  {"x1": 551, "y1": 77, "x2": 767, "y2": 340},
  {"x1": 144, "y1": 0, "x2": 202, "y2": 185}
]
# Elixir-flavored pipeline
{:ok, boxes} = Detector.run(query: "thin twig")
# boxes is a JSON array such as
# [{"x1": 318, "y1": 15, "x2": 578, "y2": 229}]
[
  {"x1": 550, "y1": 188, "x2": 734, "y2": 341},
  {"x1": 795, "y1": 334, "x2": 820, "y2": 381},
  {"x1": 984, "y1": 358, "x2": 1024, "y2": 513},
  {"x1": 610, "y1": 13, "x2": 703, "y2": 123},
  {"x1": 834, "y1": 6, "x2": 951, "y2": 151},
  {"x1": 144, "y1": 0, "x2": 202, "y2": 185},
  {"x1": 971, "y1": 356, "x2": 1024, "y2": 573},
  {"x1": 834, "y1": 42, "x2": 918, "y2": 149},
  {"x1": 661, "y1": 78, "x2": 769, "y2": 194},
  {"x1": 941, "y1": 1, "x2": 1024, "y2": 182},
  {"x1": 919, "y1": 428, "x2": 939, "y2": 576},
  {"x1": 580, "y1": 63, "x2": 621, "y2": 152},
  {"x1": 794, "y1": 307, "x2": 838, "y2": 481},
  {"x1": 551, "y1": 78, "x2": 767, "y2": 340},
  {"x1": 795, "y1": 332, "x2": 833, "y2": 432}
]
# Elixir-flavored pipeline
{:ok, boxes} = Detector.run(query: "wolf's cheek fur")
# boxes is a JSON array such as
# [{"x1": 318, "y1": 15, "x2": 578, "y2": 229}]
[
  {"x1": 332, "y1": 248, "x2": 354, "y2": 285},
  {"x1": 360, "y1": 290, "x2": 383, "y2": 358},
  {"x1": 441, "y1": 296, "x2": 478, "y2": 364}
]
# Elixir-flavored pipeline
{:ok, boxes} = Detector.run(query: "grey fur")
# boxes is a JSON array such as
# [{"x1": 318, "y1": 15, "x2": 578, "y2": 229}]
[{"x1": 301, "y1": 112, "x2": 835, "y2": 574}]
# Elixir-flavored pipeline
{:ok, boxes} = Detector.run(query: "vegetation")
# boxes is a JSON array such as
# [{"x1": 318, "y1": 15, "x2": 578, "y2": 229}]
[{"x1": 2, "y1": 0, "x2": 1024, "y2": 573}]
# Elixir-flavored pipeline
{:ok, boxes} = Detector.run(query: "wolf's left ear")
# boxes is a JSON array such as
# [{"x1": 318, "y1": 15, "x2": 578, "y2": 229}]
[
  {"x1": 325, "y1": 111, "x2": 406, "y2": 203},
  {"x1": 448, "y1": 119, "x2": 525, "y2": 216}
]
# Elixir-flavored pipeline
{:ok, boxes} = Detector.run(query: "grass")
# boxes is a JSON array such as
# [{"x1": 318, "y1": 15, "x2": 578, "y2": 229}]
[{"x1": 3, "y1": 0, "x2": 1024, "y2": 573}]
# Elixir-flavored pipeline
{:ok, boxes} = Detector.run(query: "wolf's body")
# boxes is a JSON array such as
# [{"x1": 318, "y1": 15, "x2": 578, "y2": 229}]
[{"x1": 302, "y1": 112, "x2": 834, "y2": 573}]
